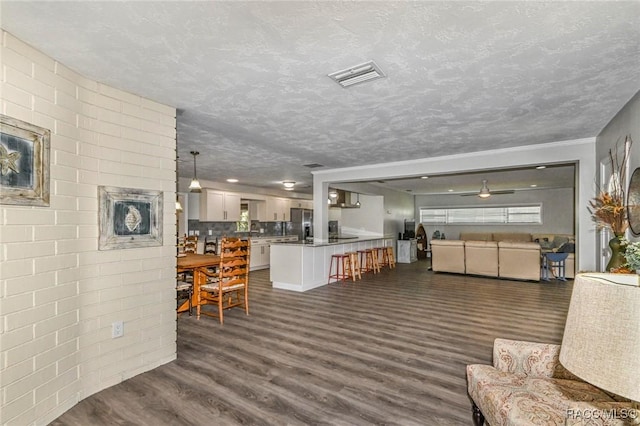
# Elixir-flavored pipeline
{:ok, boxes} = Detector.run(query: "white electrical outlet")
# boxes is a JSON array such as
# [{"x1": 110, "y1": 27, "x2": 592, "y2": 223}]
[
  {"x1": 208, "y1": 229, "x2": 213, "y2": 235},
  {"x1": 112, "y1": 321, "x2": 124, "y2": 338}
]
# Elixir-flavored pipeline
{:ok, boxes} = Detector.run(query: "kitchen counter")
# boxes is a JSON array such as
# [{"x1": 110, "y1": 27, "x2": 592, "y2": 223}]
[
  {"x1": 272, "y1": 235, "x2": 382, "y2": 247},
  {"x1": 270, "y1": 236, "x2": 393, "y2": 292}
]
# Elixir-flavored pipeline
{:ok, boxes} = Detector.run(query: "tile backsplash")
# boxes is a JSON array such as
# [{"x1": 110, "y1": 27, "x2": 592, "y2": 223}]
[{"x1": 187, "y1": 220, "x2": 293, "y2": 240}]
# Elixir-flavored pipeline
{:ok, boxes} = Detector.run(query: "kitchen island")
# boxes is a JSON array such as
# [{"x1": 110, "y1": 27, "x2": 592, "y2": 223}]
[{"x1": 270, "y1": 236, "x2": 393, "y2": 292}]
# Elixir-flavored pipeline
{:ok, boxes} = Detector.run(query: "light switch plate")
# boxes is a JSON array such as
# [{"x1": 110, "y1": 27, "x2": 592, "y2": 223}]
[{"x1": 112, "y1": 321, "x2": 124, "y2": 338}]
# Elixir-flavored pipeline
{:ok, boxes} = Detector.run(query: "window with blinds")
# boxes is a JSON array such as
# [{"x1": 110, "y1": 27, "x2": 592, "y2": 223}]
[{"x1": 419, "y1": 205, "x2": 542, "y2": 224}]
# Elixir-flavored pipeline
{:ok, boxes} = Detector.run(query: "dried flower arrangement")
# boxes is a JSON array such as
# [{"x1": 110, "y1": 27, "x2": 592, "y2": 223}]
[{"x1": 588, "y1": 136, "x2": 633, "y2": 237}]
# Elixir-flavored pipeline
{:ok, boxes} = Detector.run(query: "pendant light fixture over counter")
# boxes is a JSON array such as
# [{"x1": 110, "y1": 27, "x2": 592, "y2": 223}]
[
  {"x1": 189, "y1": 151, "x2": 202, "y2": 193},
  {"x1": 355, "y1": 193, "x2": 361, "y2": 207}
]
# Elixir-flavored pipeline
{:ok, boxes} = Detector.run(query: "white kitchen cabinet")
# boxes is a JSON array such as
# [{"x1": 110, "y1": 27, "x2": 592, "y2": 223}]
[
  {"x1": 249, "y1": 200, "x2": 267, "y2": 222},
  {"x1": 200, "y1": 189, "x2": 242, "y2": 222},
  {"x1": 397, "y1": 239, "x2": 418, "y2": 263},
  {"x1": 265, "y1": 197, "x2": 290, "y2": 221},
  {"x1": 290, "y1": 199, "x2": 313, "y2": 210},
  {"x1": 249, "y1": 236, "x2": 297, "y2": 270},
  {"x1": 250, "y1": 239, "x2": 271, "y2": 270}
]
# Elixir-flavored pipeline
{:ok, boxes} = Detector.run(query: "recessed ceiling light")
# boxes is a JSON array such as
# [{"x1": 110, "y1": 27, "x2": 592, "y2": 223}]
[
  {"x1": 530, "y1": 184, "x2": 538, "y2": 188},
  {"x1": 536, "y1": 166, "x2": 546, "y2": 170},
  {"x1": 226, "y1": 178, "x2": 238, "y2": 183},
  {"x1": 282, "y1": 181, "x2": 295, "y2": 188},
  {"x1": 284, "y1": 187, "x2": 294, "y2": 191},
  {"x1": 421, "y1": 176, "x2": 429, "y2": 179},
  {"x1": 448, "y1": 189, "x2": 454, "y2": 192}
]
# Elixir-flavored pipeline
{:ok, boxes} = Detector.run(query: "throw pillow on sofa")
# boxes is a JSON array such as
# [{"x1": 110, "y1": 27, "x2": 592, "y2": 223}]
[{"x1": 534, "y1": 237, "x2": 554, "y2": 250}]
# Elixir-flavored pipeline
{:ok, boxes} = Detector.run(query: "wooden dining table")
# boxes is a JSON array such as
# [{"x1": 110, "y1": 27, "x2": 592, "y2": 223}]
[{"x1": 177, "y1": 253, "x2": 221, "y2": 314}]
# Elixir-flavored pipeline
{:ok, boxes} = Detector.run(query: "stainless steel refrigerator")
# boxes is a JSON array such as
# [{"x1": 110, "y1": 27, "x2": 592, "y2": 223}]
[{"x1": 290, "y1": 208, "x2": 313, "y2": 241}]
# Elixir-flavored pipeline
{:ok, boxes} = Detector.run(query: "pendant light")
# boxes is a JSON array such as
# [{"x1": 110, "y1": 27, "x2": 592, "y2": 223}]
[
  {"x1": 188, "y1": 151, "x2": 202, "y2": 193},
  {"x1": 478, "y1": 179, "x2": 491, "y2": 198},
  {"x1": 355, "y1": 193, "x2": 361, "y2": 207}
]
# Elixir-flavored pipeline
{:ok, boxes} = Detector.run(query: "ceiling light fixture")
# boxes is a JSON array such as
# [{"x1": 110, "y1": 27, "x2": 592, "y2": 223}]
[
  {"x1": 329, "y1": 190, "x2": 338, "y2": 198},
  {"x1": 283, "y1": 181, "x2": 295, "y2": 188},
  {"x1": 421, "y1": 176, "x2": 429, "y2": 179},
  {"x1": 328, "y1": 60, "x2": 385, "y2": 88},
  {"x1": 355, "y1": 193, "x2": 361, "y2": 207},
  {"x1": 226, "y1": 178, "x2": 238, "y2": 183},
  {"x1": 188, "y1": 151, "x2": 202, "y2": 193},
  {"x1": 536, "y1": 165, "x2": 547, "y2": 170},
  {"x1": 478, "y1": 179, "x2": 491, "y2": 198}
]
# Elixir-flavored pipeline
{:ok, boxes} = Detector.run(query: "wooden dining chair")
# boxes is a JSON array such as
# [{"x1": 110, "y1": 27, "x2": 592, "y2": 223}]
[
  {"x1": 183, "y1": 234, "x2": 198, "y2": 254},
  {"x1": 197, "y1": 238, "x2": 251, "y2": 324},
  {"x1": 176, "y1": 274, "x2": 193, "y2": 316},
  {"x1": 204, "y1": 236, "x2": 218, "y2": 255}
]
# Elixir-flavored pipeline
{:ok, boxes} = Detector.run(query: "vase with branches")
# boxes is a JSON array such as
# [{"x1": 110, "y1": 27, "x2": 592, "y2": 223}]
[{"x1": 589, "y1": 136, "x2": 633, "y2": 271}]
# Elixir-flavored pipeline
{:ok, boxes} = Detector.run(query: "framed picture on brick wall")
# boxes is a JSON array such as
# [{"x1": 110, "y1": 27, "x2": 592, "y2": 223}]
[
  {"x1": 0, "y1": 114, "x2": 50, "y2": 206},
  {"x1": 99, "y1": 186, "x2": 163, "y2": 250}
]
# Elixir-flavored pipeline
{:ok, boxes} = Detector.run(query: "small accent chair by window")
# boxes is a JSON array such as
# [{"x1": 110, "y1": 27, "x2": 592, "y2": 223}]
[{"x1": 197, "y1": 238, "x2": 250, "y2": 324}]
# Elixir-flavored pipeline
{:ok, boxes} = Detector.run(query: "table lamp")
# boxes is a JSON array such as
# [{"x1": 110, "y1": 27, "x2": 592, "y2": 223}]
[{"x1": 560, "y1": 273, "x2": 640, "y2": 402}]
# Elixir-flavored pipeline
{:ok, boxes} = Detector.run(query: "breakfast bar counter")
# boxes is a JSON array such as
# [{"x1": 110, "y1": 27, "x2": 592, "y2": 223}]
[{"x1": 270, "y1": 236, "x2": 393, "y2": 292}]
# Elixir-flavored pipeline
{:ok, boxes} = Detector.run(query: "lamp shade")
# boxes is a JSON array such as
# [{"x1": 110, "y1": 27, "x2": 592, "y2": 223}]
[{"x1": 560, "y1": 273, "x2": 640, "y2": 402}]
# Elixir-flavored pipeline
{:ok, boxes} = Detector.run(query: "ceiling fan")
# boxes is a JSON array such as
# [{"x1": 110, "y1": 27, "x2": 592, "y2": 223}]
[{"x1": 460, "y1": 179, "x2": 515, "y2": 197}]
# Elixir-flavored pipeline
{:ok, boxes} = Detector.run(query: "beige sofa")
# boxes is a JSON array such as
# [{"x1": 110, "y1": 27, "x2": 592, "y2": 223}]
[
  {"x1": 431, "y1": 238, "x2": 542, "y2": 281},
  {"x1": 431, "y1": 232, "x2": 575, "y2": 280},
  {"x1": 430, "y1": 240, "x2": 466, "y2": 274},
  {"x1": 465, "y1": 241, "x2": 499, "y2": 277},
  {"x1": 467, "y1": 338, "x2": 637, "y2": 426},
  {"x1": 498, "y1": 241, "x2": 543, "y2": 281}
]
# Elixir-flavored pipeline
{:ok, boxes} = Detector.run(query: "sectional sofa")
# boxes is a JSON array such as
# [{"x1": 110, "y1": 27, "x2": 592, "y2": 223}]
[{"x1": 430, "y1": 232, "x2": 575, "y2": 281}]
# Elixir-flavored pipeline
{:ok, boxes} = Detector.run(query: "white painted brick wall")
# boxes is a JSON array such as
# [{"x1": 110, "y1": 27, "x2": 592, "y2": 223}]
[{"x1": 0, "y1": 30, "x2": 177, "y2": 426}]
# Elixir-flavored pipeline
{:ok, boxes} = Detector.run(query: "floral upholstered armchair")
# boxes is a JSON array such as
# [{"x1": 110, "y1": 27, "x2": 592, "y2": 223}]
[{"x1": 466, "y1": 339, "x2": 638, "y2": 425}]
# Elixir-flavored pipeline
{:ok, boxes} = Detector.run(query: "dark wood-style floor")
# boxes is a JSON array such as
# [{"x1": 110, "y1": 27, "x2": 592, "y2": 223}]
[{"x1": 52, "y1": 261, "x2": 573, "y2": 426}]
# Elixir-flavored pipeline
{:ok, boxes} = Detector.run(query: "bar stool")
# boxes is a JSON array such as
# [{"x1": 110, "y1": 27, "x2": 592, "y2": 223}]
[
  {"x1": 345, "y1": 251, "x2": 362, "y2": 280},
  {"x1": 359, "y1": 248, "x2": 380, "y2": 274},
  {"x1": 385, "y1": 246, "x2": 396, "y2": 269},
  {"x1": 328, "y1": 253, "x2": 351, "y2": 284},
  {"x1": 377, "y1": 246, "x2": 389, "y2": 268}
]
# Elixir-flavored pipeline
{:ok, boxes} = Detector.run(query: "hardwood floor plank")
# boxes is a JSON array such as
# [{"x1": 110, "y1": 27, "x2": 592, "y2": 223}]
[{"x1": 52, "y1": 262, "x2": 572, "y2": 425}]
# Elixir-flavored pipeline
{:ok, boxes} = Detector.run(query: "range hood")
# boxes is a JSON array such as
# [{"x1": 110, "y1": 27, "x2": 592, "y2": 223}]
[{"x1": 329, "y1": 189, "x2": 360, "y2": 209}]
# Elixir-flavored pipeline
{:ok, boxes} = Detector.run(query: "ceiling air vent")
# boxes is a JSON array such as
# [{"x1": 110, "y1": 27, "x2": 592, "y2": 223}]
[
  {"x1": 328, "y1": 61, "x2": 385, "y2": 88},
  {"x1": 303, "y1": 163, "x2": 324, "y2": 168}
]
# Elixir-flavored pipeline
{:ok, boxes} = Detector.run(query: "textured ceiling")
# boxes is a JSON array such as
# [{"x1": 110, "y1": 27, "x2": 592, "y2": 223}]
[{"x1": 1, "y1": 1, "x2": 639, "y2": 195}]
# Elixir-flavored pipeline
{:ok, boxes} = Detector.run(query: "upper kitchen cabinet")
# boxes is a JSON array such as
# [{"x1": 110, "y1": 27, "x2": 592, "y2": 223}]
[
  {"x1": 290, "y1": 199, "x2": 313, "y2": 210},
  {"x1": 266, "y1": 197, "x2": 290, "y2": 221},
  {"x1": 200, "y1": 189, "x2": 242, "y2": 222},
  {"x1": 248, "y1": 200, "x2": 267, "y2": 222}
]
